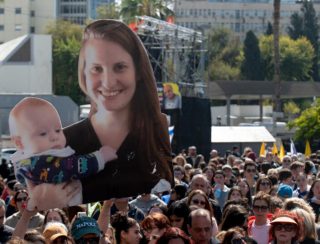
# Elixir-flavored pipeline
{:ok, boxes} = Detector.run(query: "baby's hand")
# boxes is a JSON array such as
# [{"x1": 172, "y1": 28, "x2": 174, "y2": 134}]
[{"x1": 100, "y1": 146, "x2": 117, "y2": 162}]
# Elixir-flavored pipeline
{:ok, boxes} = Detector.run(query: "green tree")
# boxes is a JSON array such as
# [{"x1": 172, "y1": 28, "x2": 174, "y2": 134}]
[
  {"x1": 283, "y1": 100, "x2": 300, "y2": 121},
  {"x1": 206, "y1": 28, "x2": 242, "y2": 80},
  {"x1": 260, "y1": 35, "x2": 314, "y2": 81},
  {"x1": 288, "y1": 98, "x2": 320, "y2": 140},
  {"x1": 96, "y1": 3, "x2": 120, "y2": 19},
  {"x1": 46, "y1": 21, "x2": 85, "y2": 104},
  {"x1": 288, "y1": 12, "x2": 303, "y2": 39},
  {"x1": 241, "y1": 30, "x2": 264, "y2": 80},
  {"x1": 52, "y1": 37, "x2": 85, "y2": 105},
  {"x1": 288, "y1": 0, "x2": 319, "y2": 81},
  {"x1": 265, "y1": 22, "x2": 273, "y2": 35},
  {"x1": 120, "y1": 0, "x2": 174, "y2": 23}
]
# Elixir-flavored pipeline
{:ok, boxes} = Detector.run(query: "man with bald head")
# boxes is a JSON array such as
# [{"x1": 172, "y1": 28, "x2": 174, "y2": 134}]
[{"x1": 188, "y1": 209, "x2": 217, "y2": 244}]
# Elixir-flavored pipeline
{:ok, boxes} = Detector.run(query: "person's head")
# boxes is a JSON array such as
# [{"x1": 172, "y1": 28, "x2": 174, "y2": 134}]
[
  {"x1": 267, "y1": 168, "x2": 278, "y2": 179},
  {"x1": 0, "y1": 199, "x2": 6, "y2": 226},
  {"x1": 269, "y1": 210, "x2": 303, "y2": 243},
  {"x1": 13, "y1": 189, "x2": 28, "y2": 212},
  {"x1": 202, "y1": 166, "x2": 215, "y2": 183},
  {"x1": 252, "y1": 191, "x2": 270, "y2": 218},
  {"x1": 42, "y1": 221, "x2": 69, "y2": 244},
  {"x1": 173, "y1": 155, "x2": 187, "y2": 167},
  {"x1": 307, "y1": 178, "x2": 320, "y2": 200},
  {"x1": 163, "y1": 84, "x2": 175, "y2": 99},
  {"x1": 278, "y1": 168, "x2": 293, "y2": 185},
  {"x1": 156, "y1": 227, "x2": 193, "y2": 244},
  {"x1": 24, "y1": 229, "x2": 46, "y2": 244},
  {"x1": 167, "y1": 201, "x2": 190, "y2": 234},
  {"x1": 44, "y1": 208, "x2": 69, "y2": 225},
  {"x1": 220, "y1": 204, "x2": 248, "y2": 231},
  {"x1": 222, "y1": 164, "x2": 233, "y2": 178},
  {"x1": 290, "y1": 161, "x2": 304, "y2": 178},
  {"x1": 188, "y1": 146, "x2": 197, "y2": 157},
  {"x1": 189, "y1": 174, "x2": 210, "y2": 194},
  {"x1": 255, "y1": 177, "x2": 272, "y2": 194},
  {"x1": 287, "y1": 208, "x2": 317, "y2": 241},
  {"x1": 221, "y1": 227, "x2": 246, "y2": 244},
  {"x1": 9, "y1": 97, "x2": 66, "y2": 154},
  {"x1": 174, "y1": 165, "x2": 186, "y2": 182},
  {"x1": 283, "y1": 197, "x2": 315, "y2": 220},
  {"x1": 236, "y1": 179, "x2": 252, "y2": 206},
  {"x1": 148, "y1": 203, "x2": 168, "y2": 216},
  {"x1": 277, "y1": 184, "x2": 293, "y2": 200},
  {"x1": 243, "y1": 162, "x2": 256, "y2": 179},
  {"x1": 213, "y1": 170, "x2": 225, "y2": 186},
  {"x1": 187, "y1": 209, "x2": 212, "y2": 244},
  {"x1": 210, "y1": 149, "x2": 218, "y2": 159},
  {"x1": 187, "y1": 190, "x2": 212, "y2": 216},
  {"x1": 71, "y1": 216, "x2": 101, "y2": 243},
  {"x1": 78, "y1": 19, "x2": 172, "y2": 180},
  {"x1": 281, "y1": 156, "x2": 292, "y2": 168},
  {"x1": 227, "y1": 186, "x2": 243, "y2": 201},
  {"x1": 295, "y1": 172, "x2": 308, "y2": 189},
  {"x1": 170, "y1": 184, "x2": 187, "y2": 202},
  {"x1": 140, "y1": 212, "x2": 171, "y2": 244},
  {"x1": 111, "y1": 212, "x2": 141, "y2": 244}
]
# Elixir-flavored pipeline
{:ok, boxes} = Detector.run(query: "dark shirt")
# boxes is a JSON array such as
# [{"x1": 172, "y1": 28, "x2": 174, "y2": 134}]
[
  {"x1": 0, "y1": 224, "x2": 13, "y2": 243},
  {"x1": 64, "y1": 118, "x2": 173, "y2": 204}
]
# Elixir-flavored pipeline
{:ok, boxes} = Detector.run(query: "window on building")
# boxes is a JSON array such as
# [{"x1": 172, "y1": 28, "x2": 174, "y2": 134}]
[
  {"x1": 0, "y1": 25, "x2": 4, "y2": 31},
  {"x1": 30, "y1": 26, "x2": 35, "y2": 33},
  {"x1": 0, "y1": 8, "x2": 4, "y2": 14},
  {"x1": 30, "y1": 10, "x2": 35, "y2": 17},
  {"x1": 15, "y1": 8, "x2": 22, "y2": 14},
  {"x1": 15, "y1": 24, "x2": 22, "y2": 31}
]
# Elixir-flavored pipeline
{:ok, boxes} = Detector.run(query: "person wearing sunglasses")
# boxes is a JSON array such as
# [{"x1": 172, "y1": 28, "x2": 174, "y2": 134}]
[
  {"x1": 247, "y1": 192, "x2": 272, "y2": 244},
  {"x1": 243, "y1": 160, "x2": 257, "y2": 195},
  {"x1": 5, "y1": 189, "x2": 44, "y2": 229},
  {"x1": 255, "y1": 177, "x2": 273, "y2": 195},
  {"x1": 269, "y1": 211, "x2": 302, "y2": 244}
]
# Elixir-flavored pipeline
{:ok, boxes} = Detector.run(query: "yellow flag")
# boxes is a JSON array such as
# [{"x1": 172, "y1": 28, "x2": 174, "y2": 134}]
[
  {"x1": 272, "y1": 143, "x2": 278, "y2": 155},
  {"x1": 259, "y1": 142, "x2": 266, "y2": 156},
  {"x1": 305, "y1": 140, "x2": 312, "y2": 157},
  {"x1": 279, "y1": 143, "x2": 285, "y2": 160}
]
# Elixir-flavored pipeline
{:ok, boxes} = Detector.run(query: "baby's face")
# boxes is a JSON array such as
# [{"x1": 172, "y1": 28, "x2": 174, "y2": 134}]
[{"x1": 18, "y1": 105, "x2": 66, "y2": 154}]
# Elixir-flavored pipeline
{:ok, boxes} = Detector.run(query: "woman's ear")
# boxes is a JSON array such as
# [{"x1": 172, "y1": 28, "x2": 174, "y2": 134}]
[{"x1": 120, "y1": 230, "x2": 127, "y2": 240}]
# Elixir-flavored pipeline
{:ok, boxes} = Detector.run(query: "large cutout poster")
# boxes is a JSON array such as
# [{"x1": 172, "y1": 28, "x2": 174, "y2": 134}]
[{"x1": 8, "y1": 19, "x2": 173, "y2": 210}]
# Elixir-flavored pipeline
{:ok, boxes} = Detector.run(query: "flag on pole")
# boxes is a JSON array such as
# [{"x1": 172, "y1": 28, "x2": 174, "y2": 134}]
[
  {"x1": 279, "y1": 143, "x2": 285, "y2": 160},
  {"x1": 305, "y1": 140, "x2": 312, "y2": 157},
  {"x1": 290, "y1": 139, "x2": 297, "y2": 155},
  {"x1": 272, "y1": 143, "x2": 278, "y2": 155},
  {"x1": 259, "y1": 142, "x2": 266, "y2": 156},
  {"x1": 169, "y1": 126, "x2": 174, "y2": 143}
]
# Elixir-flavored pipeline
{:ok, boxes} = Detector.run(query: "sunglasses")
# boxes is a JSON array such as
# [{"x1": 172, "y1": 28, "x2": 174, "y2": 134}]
[
  {"x1": 246, "y1": 169, "x2": 256, "y2": 173},
  {"x1": 274, "y1": 224, "x2": 296, "y2": 232},
  {"x1": 16, "y1": 197, "x2": 28, "y2": 202},
  {"x1": 283, "y1": 160, "x2": 291, "y2": 163},
  {"x1": 253, "y1": 205, "x2": 268, "y2": 211},
  {"x1": 52, "y1": 236, "x2": 69, "y2": 244},
  {"x1": 260, "y1": 182, "x2": 270, "y2": 186},
  {"x1": 77, "y1": 237, "x2": 100, "y2": 244},
  {"x1": 192, "y1": 199, "x2": 206, "y2": 205}
]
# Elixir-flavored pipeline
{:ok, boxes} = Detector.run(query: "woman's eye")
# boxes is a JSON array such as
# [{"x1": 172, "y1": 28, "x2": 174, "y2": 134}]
[
  {"x1": 91, "y1": 66, "x2": 103, "y2": 73},
  {"x1": 40, "y1": 132, "x2": 47, "y2": 136},
  {"x1": 114, "y1": 63, "x2": 127, "y2": 72},
  {"x1": 55, "y1": 129, "x2": 61, "y2": 133}
]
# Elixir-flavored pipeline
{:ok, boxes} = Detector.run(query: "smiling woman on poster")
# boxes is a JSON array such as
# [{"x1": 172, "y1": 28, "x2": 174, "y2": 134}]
[{"x1": 27, "y1": 19, "x2": 174, "y2": 209}]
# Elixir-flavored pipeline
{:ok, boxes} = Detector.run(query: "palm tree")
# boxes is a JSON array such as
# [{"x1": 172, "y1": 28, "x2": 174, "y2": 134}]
[
  {"x1": 273, "y1": 0, "x2": 281, "y2": 112},
  {"x1": 120, "y1": 0, "x2": 174, "y2": 23}
]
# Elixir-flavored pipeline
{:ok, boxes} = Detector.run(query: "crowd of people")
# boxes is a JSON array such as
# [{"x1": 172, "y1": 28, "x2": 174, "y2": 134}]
[{"x1": 1, "y1": 144, "x2": 320, "y2": 244}]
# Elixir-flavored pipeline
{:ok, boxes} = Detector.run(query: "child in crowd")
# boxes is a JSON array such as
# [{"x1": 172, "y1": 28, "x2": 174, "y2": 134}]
[{"x1": 8, "y1": 97, "x2": 117, "y2": 208}]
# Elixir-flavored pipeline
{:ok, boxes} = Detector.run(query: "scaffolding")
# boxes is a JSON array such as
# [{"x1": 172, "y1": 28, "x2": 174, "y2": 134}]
[{"x1": 134, "y1": 16, "x2": 207, "y2": 97}]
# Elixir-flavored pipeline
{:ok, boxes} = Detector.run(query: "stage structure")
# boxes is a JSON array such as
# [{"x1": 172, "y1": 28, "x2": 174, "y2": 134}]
[{"x1": 134, "y1": 16, "x2": 207, "y2": 98}]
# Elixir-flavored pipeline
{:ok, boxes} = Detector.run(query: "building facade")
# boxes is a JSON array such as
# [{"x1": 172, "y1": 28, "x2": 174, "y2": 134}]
[
  {"x1": 0, "y1": 0, "x2": 56, "y2": 43},
  {"x1": 174, "y1": 0, "x2": 320, "y2": 39}
]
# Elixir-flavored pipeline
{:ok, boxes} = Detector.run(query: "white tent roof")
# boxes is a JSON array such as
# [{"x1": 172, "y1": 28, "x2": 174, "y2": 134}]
[{"x1": 211, "y1": 126, "x2": 275, "y2": 143}]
